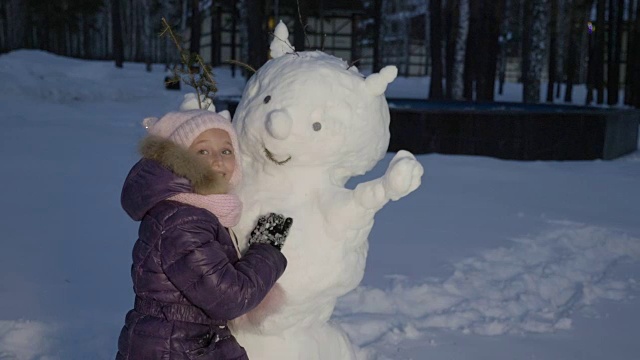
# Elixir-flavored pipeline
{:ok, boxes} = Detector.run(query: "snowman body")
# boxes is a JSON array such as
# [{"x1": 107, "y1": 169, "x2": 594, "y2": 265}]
[{"x1": 225, "y1": 23, "x2": 423, "y2": 360}]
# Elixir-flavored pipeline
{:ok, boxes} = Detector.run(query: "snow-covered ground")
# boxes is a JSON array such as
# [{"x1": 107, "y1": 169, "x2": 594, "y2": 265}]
[{"x1": 0, "y1": 50, "x2": 639, "y2": 359}]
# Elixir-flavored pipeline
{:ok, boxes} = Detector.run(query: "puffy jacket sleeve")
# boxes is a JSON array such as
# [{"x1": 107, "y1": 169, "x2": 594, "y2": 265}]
[{"x1": 160, "y1": 211, "x2": 287, "y2": 321}]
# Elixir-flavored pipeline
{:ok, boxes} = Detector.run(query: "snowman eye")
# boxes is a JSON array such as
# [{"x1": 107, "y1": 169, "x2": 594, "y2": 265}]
[
  {"x1": 312, "y1": 122, "x2": 322, "y2": 131},
  {"x1": 263, "y1": 95, "x2": 271, "y2": 104}
]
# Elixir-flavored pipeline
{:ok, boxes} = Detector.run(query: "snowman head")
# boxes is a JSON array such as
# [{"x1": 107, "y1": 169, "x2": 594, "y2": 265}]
[{"x1": 233, "y1": 23, "x2": 397, "y2": 183}]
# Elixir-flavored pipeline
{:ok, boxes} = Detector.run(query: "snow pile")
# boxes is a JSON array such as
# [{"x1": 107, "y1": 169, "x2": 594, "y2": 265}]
[
  {"x1": 0, "y1": 50, "x2": 152, "y2": 103},
  {"x1": 336, "y1": 221, "x2": 640, "y2": 345},
  {"x1": 0, "y1": 320, "x2": 58, "y2": 360},
  {"x1": 0, "y1": 50, "x2": 245, "y2": 103}
]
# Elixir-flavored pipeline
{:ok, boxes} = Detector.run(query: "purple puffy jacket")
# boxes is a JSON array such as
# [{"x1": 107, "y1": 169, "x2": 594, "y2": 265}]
[{"x1": 116, "y1": 156, "x2": 287, "y2": 360}]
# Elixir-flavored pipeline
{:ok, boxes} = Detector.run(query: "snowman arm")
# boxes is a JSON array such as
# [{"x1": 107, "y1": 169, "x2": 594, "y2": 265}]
[
  {"x1": 346, "y1": 150, "x2": 424, "y2": 212},
  {"x1": 352, "y1": 177, "x2": 389, "y2": 212}
]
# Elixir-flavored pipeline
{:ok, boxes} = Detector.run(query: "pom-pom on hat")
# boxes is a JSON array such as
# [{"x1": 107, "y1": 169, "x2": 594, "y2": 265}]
[{"x1": 142, "y1": 109, "x2": 242, "y2": 188}]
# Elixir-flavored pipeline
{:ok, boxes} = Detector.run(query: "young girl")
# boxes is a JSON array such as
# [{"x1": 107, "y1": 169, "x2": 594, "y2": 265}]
[{"x1": 116, "y1": 109, "x2": 291, "y2": 360}]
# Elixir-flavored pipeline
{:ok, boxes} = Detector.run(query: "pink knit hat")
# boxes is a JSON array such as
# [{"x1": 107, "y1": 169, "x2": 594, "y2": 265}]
[{"x1": 142, "y1": 109, "x2": 242, "y2": 188}]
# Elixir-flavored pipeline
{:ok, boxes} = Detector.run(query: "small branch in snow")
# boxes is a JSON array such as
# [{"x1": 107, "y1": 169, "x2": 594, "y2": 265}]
[{"x1": 225, "y1": 59, "x2": 256, "y2": 74}]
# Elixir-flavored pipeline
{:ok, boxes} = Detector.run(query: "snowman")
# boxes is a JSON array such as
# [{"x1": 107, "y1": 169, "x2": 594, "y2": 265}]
[{"x1": 183, "y1": 21, "x2": 423, "y2": 360}]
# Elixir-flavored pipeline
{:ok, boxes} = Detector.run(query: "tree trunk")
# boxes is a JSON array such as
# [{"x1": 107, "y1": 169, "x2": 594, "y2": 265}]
[
  {"x1": 429, "y1": 0, "x2": 444, "y2": 100},
  {"x1": 210, "y1": 3, "x2": 222, "y2": 66},
  {"x1": 555, "y1": 0, "x2": 570, "y2": 99},
  {"x1": 231, "y1": 0, "x2": 238, "y2": 77},
  {"x1": 478, "y1": 0, "x2": 505, "y2": 101},
  {"x1": 190, "y1": 0, "x2": 202, "y2": 55},
  {"x1": 402, "y1": 16, "x2": 411, "y2": 76},
  {"x1": 451, "y1": 0, "x2": 470, "y2": 100},
  {"x1": 586, "y1": 25, "x2": 596, "y2": 104},
  {"x1": 625, "y1": 0, "x2": 637, "y2": 105},
  {"x1": 464, "y1": 0, "x2": 481, "y2": 100},
  {"x1": 83, "y1": 15, "x2": 91, "y2": 59},
  {"x1": 593, "y1": 0, "x2": 605, "y2": 103},
  {"x1": 444, "y1": 0, "x2": 457, "y2": 99},
  {"x1": 351, "y1": 13, "x2": 360, "y2": 65},
  {"x1": 546, "y1": 0, "x2": 558, "y2": 102},
  {"x1": 106, "y1": 3, "x2": 112, "y2": 59},
  {"x1": 182, "y1": 0, "x2": 188, "y2": 32},
  {"x1": 606, "y1": 0, "x2": 624, "y2": 105},
  {"x1": 6, "y1": 0, "x2": 27, "y2": 50},
  {"x1": 0, "y1": 1, "x2": 6, "y2": 52},
  {"x1": 112, "y1": 0, "x2": 124, "y2": 68},
  {"x1": 633, "y1": 0, "x2": 640, "y2": 107},
  {"x1": 132, "y1": 1, "x2": 139, "y2": 61},
  {"x1": 141, "y1": 0, "x2": 152, "y2": 71},
  {"x1": 244, "y1": 0, "x2": 267, "y2": 74},
  {"x1": 293, "y1": 0, "x2": 307, "y2": 51},
  {"x1": 523, "y1": 0, "x2": 549, "y2": 103},
  {"x1": 372, "y1": 0, "x2": 382, "y2": 72},
  {"x1": 564, "y1": 0, "x2": 591, "y2": 103}
]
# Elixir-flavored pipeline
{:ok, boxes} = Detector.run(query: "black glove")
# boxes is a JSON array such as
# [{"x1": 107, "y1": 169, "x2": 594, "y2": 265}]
[{"x1": 248, "y1": 213, "x2": 293, "y2": 250}]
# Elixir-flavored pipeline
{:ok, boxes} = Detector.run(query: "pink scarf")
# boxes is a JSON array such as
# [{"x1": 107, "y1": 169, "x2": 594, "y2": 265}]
[{"x1": 168, "y1": 193, "x2": 242, "y2": 228}]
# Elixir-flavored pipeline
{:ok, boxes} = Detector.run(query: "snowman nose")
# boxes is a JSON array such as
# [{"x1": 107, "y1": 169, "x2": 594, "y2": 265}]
[{"x1": 266, "y1": 110, "x2": 293, "y2": 140}]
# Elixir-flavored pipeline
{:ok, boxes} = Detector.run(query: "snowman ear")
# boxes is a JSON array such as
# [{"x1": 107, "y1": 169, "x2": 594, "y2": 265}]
[
  {"x1": 179, "y1": 93, "x2": 199, "y2": 110},
  {"x1": 202, "y1": 98, "x2": 216, "y2": 112},
  {"x1": 270, "y1": 20, "x2": 294, "y2": 58},
  {"x1": 142, "y1": 117, "x2": 159, "y2": 131},
  {"x1": 364, "y1": 65, "x2": 398, "y2": 96},
  {"x1": 218, "y1": 110, "x2": 231, "y2": 120}
]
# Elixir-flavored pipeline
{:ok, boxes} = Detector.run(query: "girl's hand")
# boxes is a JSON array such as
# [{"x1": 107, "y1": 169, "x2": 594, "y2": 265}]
[{"x1": 248, "y1": 213, "x2": 293, "y2": 250}]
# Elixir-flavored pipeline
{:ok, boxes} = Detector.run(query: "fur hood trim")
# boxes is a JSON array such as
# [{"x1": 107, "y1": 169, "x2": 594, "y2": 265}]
[{"x1": 139, "y1": 136, "x2": 227, "y2": 195}]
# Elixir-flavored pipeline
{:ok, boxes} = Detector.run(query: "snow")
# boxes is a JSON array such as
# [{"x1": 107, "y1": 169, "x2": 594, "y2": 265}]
[{"x1": 1, "y1": 49, "x2": 639, "y2": 359}]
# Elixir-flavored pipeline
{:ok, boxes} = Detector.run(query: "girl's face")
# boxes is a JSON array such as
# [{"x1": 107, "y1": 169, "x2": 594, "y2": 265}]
[{"x1": 188, "y1": 128, "x2": 236, "y2": 184}]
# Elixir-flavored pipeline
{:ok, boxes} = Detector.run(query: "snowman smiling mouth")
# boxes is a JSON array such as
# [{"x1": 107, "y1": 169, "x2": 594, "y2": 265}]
[{"x1": 264, "y1": 147, "x2": 292, "y2": 165}]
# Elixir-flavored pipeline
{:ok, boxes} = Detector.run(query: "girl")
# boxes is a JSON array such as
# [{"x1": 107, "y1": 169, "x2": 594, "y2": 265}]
[{"x1": 116, "y1": 109, "x2": 291, "y2": 360}]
